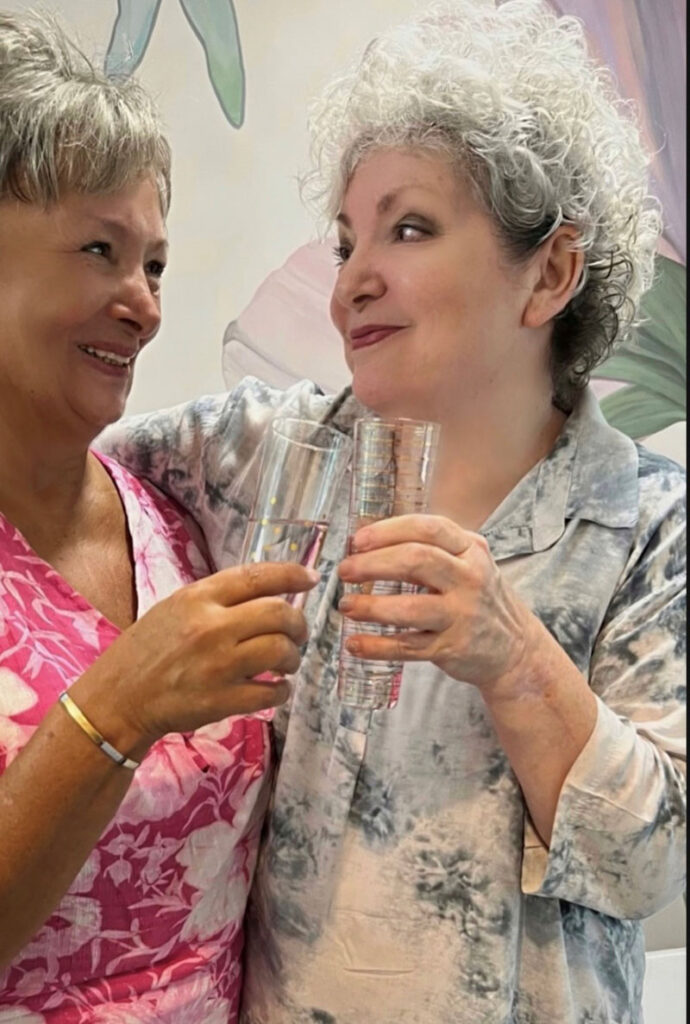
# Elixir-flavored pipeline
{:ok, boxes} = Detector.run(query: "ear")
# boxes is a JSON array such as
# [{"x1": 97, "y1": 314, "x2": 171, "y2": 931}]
[{"x1": 522, "y1": 226, "x2": 585, "y2": 329}]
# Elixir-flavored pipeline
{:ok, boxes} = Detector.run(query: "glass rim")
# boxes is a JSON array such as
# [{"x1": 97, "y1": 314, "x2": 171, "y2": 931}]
[
  {"x1": 355, "y1": 415, "x2": 441, "y2": 429},
  {"x1": 354, "y1": 416, "x2": 441, "y2": 440},
  {"x1": 270, "y1": 416, "x2": 350, "y2": 453}
]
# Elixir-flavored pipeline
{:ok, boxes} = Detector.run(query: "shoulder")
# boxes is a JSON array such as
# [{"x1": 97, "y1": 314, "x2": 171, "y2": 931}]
[
  {"x1": 634, "y1": 443, "x2": 685, "y2": 536},
  {"x1": 97, "y1": 376, "x2": 336, "y2": 461}
]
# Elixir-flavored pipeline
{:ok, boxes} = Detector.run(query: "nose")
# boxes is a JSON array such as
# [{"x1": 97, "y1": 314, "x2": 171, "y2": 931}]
[
  {"x1": 331, "y1": 244, "x2": 386, "y2": 312},
  {"x1": 111, "y1": 269, "x2": 161, "y2": 343}
]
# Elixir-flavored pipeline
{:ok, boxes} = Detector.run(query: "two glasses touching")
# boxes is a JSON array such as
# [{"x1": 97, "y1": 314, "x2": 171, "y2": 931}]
[{"x1": 241, "y1": 415, "x2": 439, "y2": 709}]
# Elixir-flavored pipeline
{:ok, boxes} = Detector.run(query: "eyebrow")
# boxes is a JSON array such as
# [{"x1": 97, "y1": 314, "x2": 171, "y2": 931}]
[
  {"x1": 86, "y1": 215, "x2": 168, "y2": 252},
  {"x1": 335, "y1": 186, "x2": 434, "y2": 227}
]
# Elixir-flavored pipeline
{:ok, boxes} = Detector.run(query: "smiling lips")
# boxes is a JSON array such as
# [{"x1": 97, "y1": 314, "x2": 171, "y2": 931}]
[
  {"x1": 349, "y1": 325, "x2": 403, "y2": 350},
  {"x1": 77, "y1": 344, "x2": 136, "y2": 370}
]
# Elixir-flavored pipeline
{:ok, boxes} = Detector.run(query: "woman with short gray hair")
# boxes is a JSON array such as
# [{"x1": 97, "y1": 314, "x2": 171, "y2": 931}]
[
  {"x1": 104, "y1": 2, "x2": 686, "y2": 1021},
  {"x1": 0, "y1": 13, "x2": 317, "y2": 1021}
]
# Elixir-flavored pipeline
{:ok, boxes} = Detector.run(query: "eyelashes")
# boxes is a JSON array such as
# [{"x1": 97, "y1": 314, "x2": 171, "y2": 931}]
[
  {"x1": 332, "y1": 244, "x2": 351, "y2": 266},
  {"x1": 333, "y1": 217, "x2": 435, "y2": 266},
  {"x1": 81, "y1": 242, "x2": 166, "y2": 280},
  {"x1": 145, "y1": 260, "x2": 166, "y2": 279},
  {"x1": 82, "y1": 240, "x2": 111, "y2": 257}
]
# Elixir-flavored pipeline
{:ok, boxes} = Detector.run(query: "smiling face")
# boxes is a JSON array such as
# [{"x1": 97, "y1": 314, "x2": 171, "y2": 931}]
[
  {"x1": 0, "y1": 177, "x2": 167, "y2": 445},
  {"x1": 329, "y1": 147, "x2": 541, "y2": 423}
]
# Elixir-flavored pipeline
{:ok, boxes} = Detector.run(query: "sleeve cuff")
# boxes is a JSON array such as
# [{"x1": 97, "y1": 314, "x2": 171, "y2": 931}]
[{"x1": 522, "y1": 695, "x2": 652, "y2": 897}]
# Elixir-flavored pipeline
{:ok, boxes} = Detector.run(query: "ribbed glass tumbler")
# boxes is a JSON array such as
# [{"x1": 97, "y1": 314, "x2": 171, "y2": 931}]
[{"x1": 337, "y1": 416, "x2": 440, "y2": 710}]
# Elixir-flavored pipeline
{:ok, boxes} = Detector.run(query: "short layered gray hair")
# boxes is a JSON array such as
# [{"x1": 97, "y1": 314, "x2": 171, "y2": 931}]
[
  {"x1": 304, "y1": 0, "x2": 662, "y2": 411},
  {"x1": 0, "y1": 11, "x2": 171, "y2": 213}
]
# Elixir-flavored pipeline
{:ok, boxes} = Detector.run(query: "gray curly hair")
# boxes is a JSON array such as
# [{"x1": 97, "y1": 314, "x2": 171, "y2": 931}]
[
  {"x1": 304, "y1": 0, "x2": 662, "y2": 411},
  {"x1": 0, "y1": 11, "x2": 171, "y2": 213}
]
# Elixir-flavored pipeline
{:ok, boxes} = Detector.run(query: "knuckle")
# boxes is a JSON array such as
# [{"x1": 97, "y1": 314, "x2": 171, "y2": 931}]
[
  {"x1": 465, "y1": 561, "x2": 486, "y2": 590},
  {"x1": 417, "y1": 517, "x2": 443, "y2": 545},
  {"x1": 264, "y1": 595, "x2": 287, "y2": 618},
  {"x1": 178, "y1": 608, "x2": 209, "y2": 646},
  {"x1": 270, "y1": 633, "x2": 294, "y2": 663},
  {"x1": 474, "y1": 534, "x2": 491, "y2": 556},
  {"x1": 394, "y1": 634, "x2": 418, "y2": 658},
  {"x1": 239, "y1": 562, "x2": 265, "y2": 589},
  {"x1": 403, "y1": 543, "x2": 428, "y2": 577}
]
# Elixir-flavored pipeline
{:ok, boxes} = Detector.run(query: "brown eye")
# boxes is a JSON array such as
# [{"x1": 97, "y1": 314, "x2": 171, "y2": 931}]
[
  {"x1": 146, "y1": 260, "x2": 166, "y2": 279},
  {"x1": 396, "y1": 223, "x2": 428, "y2": 242}
]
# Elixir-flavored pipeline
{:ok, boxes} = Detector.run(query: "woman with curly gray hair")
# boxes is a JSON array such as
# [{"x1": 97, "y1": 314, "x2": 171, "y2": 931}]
[
  {"x1": 102, "y1": 1, "x2": 685, "y2": 1022},
  {"x1": 0, "y1": 11, "x2": 318, "y2": 1022}
]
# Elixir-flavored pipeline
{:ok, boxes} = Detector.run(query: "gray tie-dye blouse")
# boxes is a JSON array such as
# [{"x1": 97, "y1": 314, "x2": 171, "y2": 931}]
[{"x1": 99, "y1": 377, "x2": 686, "y2": 1024}]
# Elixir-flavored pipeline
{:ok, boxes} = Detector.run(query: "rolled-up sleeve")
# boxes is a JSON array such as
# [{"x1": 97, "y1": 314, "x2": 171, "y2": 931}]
[{"x1": 522, "y1": 486, "x2": 686, "y2": 918}]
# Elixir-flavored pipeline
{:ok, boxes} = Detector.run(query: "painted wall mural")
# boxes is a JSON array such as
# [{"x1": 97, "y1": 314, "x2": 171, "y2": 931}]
[
  {"x1": 550, "y1": 0, "x2": 686, "y2": 438},
  {"x1": 104, "y1": 0, "x2": 686, "y2": 441},
  {"x1": 105, "y1": 0, "x2": 245, "y2": 127}
]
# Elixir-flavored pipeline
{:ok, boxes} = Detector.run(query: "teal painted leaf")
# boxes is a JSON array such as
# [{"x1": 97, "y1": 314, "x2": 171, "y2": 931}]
[
  {"x1": 179, "y1": 0, "x2": 245, "y2": 128},
  {"x1": 104, "y1": 0, "x2": 162, "y2": 77},
  {"x1": 594, "y1": 350, "x2": 685, "y2": 409},
  {"x1": 594, "y1": 255, "x2": 686, "y2": 437},
  {"x1": 599, "y1": 383, "x2": 685, "y2": 439}
]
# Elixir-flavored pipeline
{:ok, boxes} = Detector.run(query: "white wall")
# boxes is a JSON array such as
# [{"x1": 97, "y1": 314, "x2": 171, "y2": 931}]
[{"x1": 10, "y1": 0, "x2": 685, "y2": 948}]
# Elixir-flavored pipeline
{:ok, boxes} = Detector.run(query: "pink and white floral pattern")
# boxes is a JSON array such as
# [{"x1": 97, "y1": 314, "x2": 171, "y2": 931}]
[{"x1": 0, "y1": 454, "x2": 270, "y2": 1022}]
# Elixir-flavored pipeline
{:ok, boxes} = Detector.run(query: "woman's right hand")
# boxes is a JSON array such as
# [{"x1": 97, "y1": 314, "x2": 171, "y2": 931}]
[{"x1": 69, "y1": 562, "x2": 319, "y2": 757}]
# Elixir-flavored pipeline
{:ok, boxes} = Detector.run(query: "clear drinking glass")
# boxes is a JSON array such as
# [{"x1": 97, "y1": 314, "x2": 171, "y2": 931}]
[
  {"x1": 241, "y1": 416, "x2": 351, "y2": 581},
  {"x1": 241, "y1": 416, "x2": 351, "y2": 683},
  {"x1": 337, "y1": 417, "x2": 440, "y2": 710}
]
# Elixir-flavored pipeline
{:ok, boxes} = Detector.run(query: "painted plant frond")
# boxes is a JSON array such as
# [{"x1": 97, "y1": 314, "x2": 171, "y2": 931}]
[
  {"x1": 598, "y1": 384, "x2": 685, "y2": 441},
  {"x1": 179, "y1": 0, "x2": 245, "y2": 128},
  {"x1": 104, "y1": 0, "x2": 162, "y2": 78},
  {"x1": 104, "y1": 0, "x2": 245, "y2": 129},
  {"x1": 595, "y1": 256, "x2": 686, "y2": 439}
]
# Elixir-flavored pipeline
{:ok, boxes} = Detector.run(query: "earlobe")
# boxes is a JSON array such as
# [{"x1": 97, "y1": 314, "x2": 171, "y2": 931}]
[{"x1": 522, "y1": 227, "x2": 584, "y2": 329}]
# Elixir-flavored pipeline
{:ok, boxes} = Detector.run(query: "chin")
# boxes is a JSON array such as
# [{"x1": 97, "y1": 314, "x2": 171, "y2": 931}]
[
  {"x1": 351, "y1": 373, "x2": 428, "y2": 421},
  {"x1": 76, "y1": 395, "x2": 129, "y2": 438}
]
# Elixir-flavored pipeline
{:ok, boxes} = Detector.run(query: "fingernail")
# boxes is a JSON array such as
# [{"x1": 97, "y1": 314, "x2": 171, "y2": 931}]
[
  {"x1": 345, "y1": 637, "x2": 362, "y2": 655},
  {"x1": 306, "y1": 569, "x2": 321, "y2": 584},
  {"x1": 338, "y1": 597, "x2": 354, "y2": 613}
]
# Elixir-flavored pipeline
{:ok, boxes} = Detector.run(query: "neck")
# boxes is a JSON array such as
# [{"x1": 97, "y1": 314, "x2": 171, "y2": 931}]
[
  {"x1": 0, "y1": 402, "x2": 97, "y2": 536},
  {"x1": 429, "y1": 389, "x2": 567, "y2": 531}
]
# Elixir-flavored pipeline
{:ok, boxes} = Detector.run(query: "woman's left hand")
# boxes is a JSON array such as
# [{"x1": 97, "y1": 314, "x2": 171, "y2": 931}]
[{"x1": 338, "y1": 514, "x2": 533, "y2": 691}]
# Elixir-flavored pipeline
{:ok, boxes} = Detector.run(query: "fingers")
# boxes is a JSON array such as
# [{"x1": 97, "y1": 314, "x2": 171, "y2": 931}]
[
  {"x1": 203, "y1": 562, "x2": 320, "y2": 607},
  {"x1": 340, "y1": 542, "x2": 465, "y2": 593},
  {"x1": 351, "y1": 514, "x2": 473, "y2": 556},
  {"x1": 223, "y1": 676, "x2": 291, "y2": 715},
  {"x1": 344, "y1": 630, "x2": 434, "y2": 663},
  {"x1": 339, "y1": 591, "x2": 451, "y2": 632},
  {"x1": 228, "y1": 596, "x2": 308, "y2": 646},
  {"x1": 235, "y1": 632, "x2": 303, "y2": 681}
]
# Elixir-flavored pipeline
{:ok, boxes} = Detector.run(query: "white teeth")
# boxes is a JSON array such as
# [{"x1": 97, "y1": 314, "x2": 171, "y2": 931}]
[{"x1": 79, "y1": 345, "x2": 133, "y2": 367}]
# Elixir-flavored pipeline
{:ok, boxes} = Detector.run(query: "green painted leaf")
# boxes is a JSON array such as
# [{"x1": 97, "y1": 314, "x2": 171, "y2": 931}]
[
  {"x1": 179, "y1": 0, "x2": 245, "y2": 128},
  {"x1": 594, "y1": 255, "x2": 686, "y2": 435},
  {"x1": 594, "y1": 350, "x2": 685, "y2": 409},
  {"x1": 599, "y1": 383, "x2": 685, "y2": 439},
  {"x1": 104, "y1": 0, "x2": 162, "y2": 77}
]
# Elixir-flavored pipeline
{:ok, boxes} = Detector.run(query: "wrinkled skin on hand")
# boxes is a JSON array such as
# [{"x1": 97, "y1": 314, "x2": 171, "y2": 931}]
[{"x1": 338, "y1": 514, "x2": 531, "y2": 690}]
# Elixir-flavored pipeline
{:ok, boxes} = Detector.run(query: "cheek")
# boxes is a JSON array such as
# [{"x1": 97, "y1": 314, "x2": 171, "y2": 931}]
[
  {"x1": 329, "y1": 293, "x2": 354, "y2": 369},
  {"x1": 329, "y1": 291, "x2": 345, "y2": 335}
]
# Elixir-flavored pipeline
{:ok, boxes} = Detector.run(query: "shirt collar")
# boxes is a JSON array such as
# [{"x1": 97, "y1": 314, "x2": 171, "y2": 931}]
[
  {"x1": 322, "y1": 386, "x2": 640, "y2": 558},
  {"x1": 483, "y1": 388, "x2": 640, "y2": 556}
]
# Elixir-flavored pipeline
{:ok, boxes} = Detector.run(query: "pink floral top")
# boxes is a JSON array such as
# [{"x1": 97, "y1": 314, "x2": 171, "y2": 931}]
[{"x1": 0, "y1": 454, "x2": 271, "y2": 1023}]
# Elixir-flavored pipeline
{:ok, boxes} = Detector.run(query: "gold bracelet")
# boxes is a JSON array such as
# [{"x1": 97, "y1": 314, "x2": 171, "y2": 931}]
[{"x1": 58, "y1": 691, "x2": 140, "y2": 771}]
